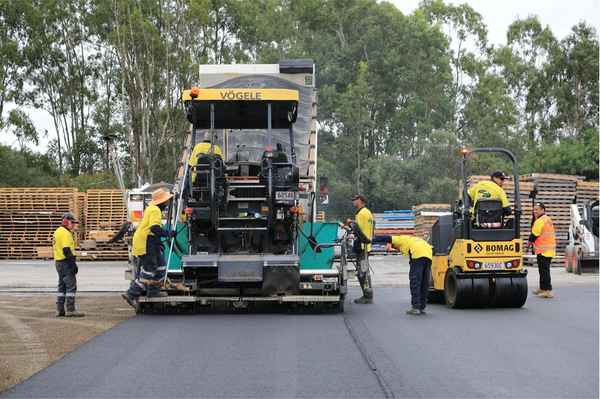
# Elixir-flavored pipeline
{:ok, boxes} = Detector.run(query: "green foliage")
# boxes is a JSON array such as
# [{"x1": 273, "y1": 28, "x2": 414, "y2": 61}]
[
  {"x1": 522, "y1": 128, "x2": 599, "y2": 179},
  {"x1": 62, "y1": 172, "x2": 120, "y2": 191},
  {"x1": 0, "y1": 145, "x2": 59, "y2": 186},
  {"x1": 0, "y1": 0, "x2": 597, "y2": 215}
]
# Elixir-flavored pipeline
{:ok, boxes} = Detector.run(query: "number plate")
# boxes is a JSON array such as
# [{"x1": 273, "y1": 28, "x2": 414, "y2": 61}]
[
  {"x1": 482, "y1": 262, "x2": 504, "y2": 270},
  {"x1": 275, "y1": 191, "x2": 297, "y2": 201}
]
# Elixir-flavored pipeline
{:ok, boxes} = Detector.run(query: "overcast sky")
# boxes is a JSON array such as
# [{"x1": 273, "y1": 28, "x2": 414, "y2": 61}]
[
  {"x1": 390, "y1": 0, "x2": 600, "y2": 45},
  {"x1": 3, "y1": 0, "x2": 599, "y2": 152}
]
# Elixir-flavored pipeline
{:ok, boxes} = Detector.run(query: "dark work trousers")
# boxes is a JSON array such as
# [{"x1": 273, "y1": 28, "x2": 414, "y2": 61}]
[
  {"x1": 537, "y1": 254, "x2": 553, "y2": 291},
  {"x1": 355, "y1": 250, "x2": 373, "y2": 299},
  {"x1": 127, "y1": 253, "x2": 166, "y2": 299},
  {"x1": 409, "y1": 257, "x2": 432, "y2": 310},
  {"x1": 56, "y1": 260, "x2": 77, "y2": 312}
]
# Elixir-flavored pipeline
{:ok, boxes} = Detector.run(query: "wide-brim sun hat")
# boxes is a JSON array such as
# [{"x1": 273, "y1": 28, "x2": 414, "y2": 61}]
[{"x1": 150, "y1": 188, "x2": 174, "y2": 205}]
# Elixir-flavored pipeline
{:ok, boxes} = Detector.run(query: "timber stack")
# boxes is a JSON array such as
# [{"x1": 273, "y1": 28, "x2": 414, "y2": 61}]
[
  {"x1": 0, "y1": 188, "x2": 78, "y2": 260},
  {"x1": 521, "y1": 174, "x2": 580, "y2": 267},
  {"x1": 576, "y1": 180, "x2": 599, "y2": 204},
  {"x1": 413, "y1": 204, "x2": 451, "y2": 240},
  {"x1": 373, "y1": 210, "x2": 415, "y2": 236},
  {"x1": 79, "y1": 189, "x2": 128, "y2": 261}
]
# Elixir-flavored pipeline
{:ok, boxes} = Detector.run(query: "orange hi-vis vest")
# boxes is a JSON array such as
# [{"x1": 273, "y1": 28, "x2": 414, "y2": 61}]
[{"x1": 532, "y1": 214, "x2": 556, "y2": 257}]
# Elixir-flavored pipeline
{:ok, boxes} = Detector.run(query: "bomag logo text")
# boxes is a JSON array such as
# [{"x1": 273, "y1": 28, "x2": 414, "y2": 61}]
[
  {"x1": 485, "y1": 244, "x2": 514, "y2": 252},
  {"x1": 220, "y1": 90, "x2": 263, "y2": 100}
]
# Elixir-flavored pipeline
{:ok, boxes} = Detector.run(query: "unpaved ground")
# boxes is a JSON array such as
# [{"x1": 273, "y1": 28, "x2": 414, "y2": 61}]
[{"x1": 0, "y1": 294, "x2": 134, "y2": 393}]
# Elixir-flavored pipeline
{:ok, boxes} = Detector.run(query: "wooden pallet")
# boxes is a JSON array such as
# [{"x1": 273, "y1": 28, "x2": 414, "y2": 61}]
[
  {"x1": 84, "y1": 189, "x2": 126, "y2": 237},
  {"x1": 576, "y1": 181, "x2": 599, "y2": 204}
]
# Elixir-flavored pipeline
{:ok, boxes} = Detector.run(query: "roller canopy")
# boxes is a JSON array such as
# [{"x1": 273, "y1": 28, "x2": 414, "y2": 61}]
[{"x1": 182, "y1": 88, "x2": 299, "y2": 129}]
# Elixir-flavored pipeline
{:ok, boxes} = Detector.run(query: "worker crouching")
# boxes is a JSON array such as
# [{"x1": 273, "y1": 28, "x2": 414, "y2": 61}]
[
  {"x1": 375, "y1": 235, "x2": 433, "y2": 315},
  {"x1": 53, "y1": 212, "x2": 84, "y2": 317},
  {"x1": 122, "y1": 189, "x2": 176, "y2": 308}
]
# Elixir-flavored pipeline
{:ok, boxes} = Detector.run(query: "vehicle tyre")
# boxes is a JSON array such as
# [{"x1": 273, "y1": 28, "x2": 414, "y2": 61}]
[
  {"x1": 491, "y1": 276, "x2": 527, "y2": 308},
  {"x1": 444, "y1": 268, "x2": 472, "y2": 308},
  {"x1": 471, "y1": 277, "x2": 491, "y2": 308},
  {"x1": 511, "y1": 276, "x2": 528, "y2": 308}
]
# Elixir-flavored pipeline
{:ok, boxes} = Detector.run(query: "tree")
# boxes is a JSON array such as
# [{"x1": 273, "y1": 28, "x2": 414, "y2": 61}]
[
  {"x1": 552, "y1": 22, "x2": 599, "y2": 138},
  {"x1": 495, "y1": 16, "x2": 559, "y2": 145}
]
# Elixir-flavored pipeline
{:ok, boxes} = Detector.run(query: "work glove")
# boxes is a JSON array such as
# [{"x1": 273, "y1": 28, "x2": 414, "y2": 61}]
[
  {"x1": 169, "y1": 230, "x2": 177, "y2": 238},
  {"x1": 74, "y1": 265, "x2": 79, "y2": 275}
]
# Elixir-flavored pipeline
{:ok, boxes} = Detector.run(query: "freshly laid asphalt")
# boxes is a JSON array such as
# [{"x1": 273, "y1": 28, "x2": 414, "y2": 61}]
[{"x1": 2, "y1": 283, "x2": 598, "y2": 399}]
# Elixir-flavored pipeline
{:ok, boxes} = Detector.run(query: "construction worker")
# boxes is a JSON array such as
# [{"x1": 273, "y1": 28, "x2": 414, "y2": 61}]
[
  {"x1": 346, "y1": 194, "x2": 374, "y2": 304},
  {"x1": 528, "y1": 202, "x2": 556, "y2": 298},
  {"x1": 189, "y1": 136, "x2": 223, "y2": 183},
  {"x1": 53, "y1": 212, "x2": 84, "y2": 317},
  {"x1": 374, "y1": 235, "x2": 433, "y2": 315},
  {"x1": 468, "y1": 171, "x2": 512, "y2": 218},
  {"x1": 122, "y1": 189, "x2": 176, "y2": 308}
]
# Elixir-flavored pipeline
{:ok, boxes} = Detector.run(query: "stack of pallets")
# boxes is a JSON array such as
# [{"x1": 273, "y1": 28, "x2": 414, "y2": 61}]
[
  {"x1": 576, "y1": 180, "x2": 599, "y2": 205},
  {"x1": 413, "y1": 204, "x2": 451, "y2": 240},
  {"x1": 374, "y1": 210, "x2": 415, "y2": 236},
  {"x1": 0, "y1": 188, "x2": 78, "y2": 259},
  {"x1": 372, "y1": 210, "x2": 415, "y2": 252},
  {"x1": 80, "y1": 189, "x2": 128, "y2": 260},
  {"x1": 521, "y1": 174, "x2": 581, "y2": 267}
]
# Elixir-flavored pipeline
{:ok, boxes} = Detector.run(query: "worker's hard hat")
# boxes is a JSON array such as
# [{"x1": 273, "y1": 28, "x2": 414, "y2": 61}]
[
  {"x1": 62, "y1": 212, "x2": 79, "y2": 224},
  {"x1": 150, "y1": 188, "x2": 174, "y2": 206}
]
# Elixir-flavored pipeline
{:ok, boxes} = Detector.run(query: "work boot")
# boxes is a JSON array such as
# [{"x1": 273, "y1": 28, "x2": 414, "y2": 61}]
[
  {"x1": 539, "y1": 290, "x2": 554, "y2": 298},
  {"x1": 55, "y1": 310, "x2": 65, "y2": 317},
  {"x1": 533, "y1": 288, "x2": 543, "y2": 295},
  {"x1": 65, "y1": 310, "x2": 85, "y2": 317},
  {"x1": 353, "y1": 296, "x2": 373, "y2": 304},
  {"x1": 121, "y1": 293, "x2": 137, "y2": 309},
  {"x1": 405, "y1": 308, "x2": 421, "y2": 316}
]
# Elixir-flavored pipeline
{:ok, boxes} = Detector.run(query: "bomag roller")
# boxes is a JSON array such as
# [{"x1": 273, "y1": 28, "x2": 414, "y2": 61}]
[{"x1": 428, "y1": 148, "x2": 528, "y2": 308}]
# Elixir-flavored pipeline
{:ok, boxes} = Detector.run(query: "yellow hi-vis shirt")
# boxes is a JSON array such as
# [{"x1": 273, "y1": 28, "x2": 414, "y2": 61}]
[
  {"x1": 53, "y1": 226, "x2": 76, "y2": 261},
  {"x1": 189, "y1": 143, "x2": 223, "y2": 166},
  {"x1": 531, "y1": 214, "x2": 556, "y2": 258},
  {"x1": 189, "y1": 143, "x2": 223, "y2": 183},
  {"x1": 391, "y1": 235, "x2": 432, "y2": 260},
  {"x1": 355, "y1": 207, "x2": 374, "y2": 252},
  {"x1": 468, "y1": 180, "x2": 509, "y2": 209},
  {"x1": 132, "y1": 204, "x2": 163, "y2": 257}
]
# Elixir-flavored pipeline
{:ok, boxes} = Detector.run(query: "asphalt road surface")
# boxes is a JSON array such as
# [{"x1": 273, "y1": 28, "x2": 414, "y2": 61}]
[{"x1": 3, "y1": 284, "x2": 598, "y2": 399}]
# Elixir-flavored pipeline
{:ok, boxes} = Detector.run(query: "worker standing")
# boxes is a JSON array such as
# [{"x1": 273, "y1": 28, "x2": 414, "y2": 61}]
[
  {"x1": 122, "y1": 189, "x2": 176, "y2": 308},
  {"x1": 528, "y1": 202, "x2": 556, "y2": 298},
  {"x1": 468, "y1": 171, "x2": 512, "y2": 216},
  {"x1": 375, "y1": 235, "x2": 432, "y2": 315},
  {"x1": 346, "y1": 195, "x2": 374, "y2": 304},
  {"x1": 53, "y1": 212, "x2": 84, "y2": 317}
]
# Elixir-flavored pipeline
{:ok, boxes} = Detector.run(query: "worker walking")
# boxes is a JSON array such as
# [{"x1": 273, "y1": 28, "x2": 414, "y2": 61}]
[
  {"x1": 346, "y1": 195, "x2": 374, "y2": 304},
  {"x1": 468, "y1": 171, "x2": 512, "y2": 217},
  {"x1": 528, "y1": 202, "x2": 556, "y2": 298},
  {"x1": 122, "y1": 189, "x2": 176, "y2": 308},
  {"x1": 53, "y1": 212, "x2": 84, "y2": 317},
  {"x1": 375, "y1": 235, "x2": 433, "y2": 315}
]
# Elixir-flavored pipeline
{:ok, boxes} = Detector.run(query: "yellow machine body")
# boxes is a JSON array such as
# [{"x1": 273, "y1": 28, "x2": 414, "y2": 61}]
[{"x1": 432, "y1": 238, "x2": 524, "y2": 290}]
